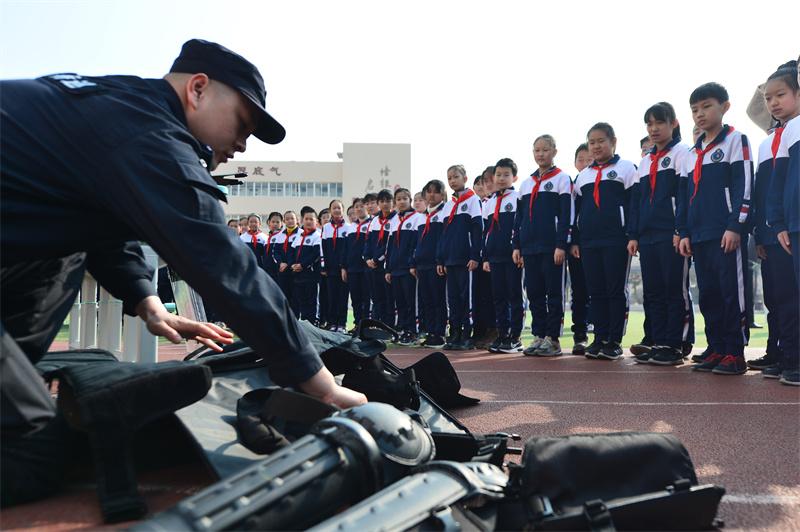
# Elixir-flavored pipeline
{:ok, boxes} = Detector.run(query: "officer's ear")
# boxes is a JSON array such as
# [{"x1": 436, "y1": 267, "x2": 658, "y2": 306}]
[{"x1": 185, "y1": 73, "x2": 211, "y2": 110}]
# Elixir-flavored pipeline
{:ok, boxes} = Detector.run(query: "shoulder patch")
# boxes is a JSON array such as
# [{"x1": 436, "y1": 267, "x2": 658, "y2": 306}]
[
  {"x1": 461, "y1": 203, "x2": 468, "y2": 212},
  {"x1": 661, "y1": 156, "x2": 671, "y2": 168},
  {"x1": 41, "y1": 73, "x2": 104, "y2": 95},
  {"x1": 607, "y1": 170, "x2": 618, "y2": 179},
  {"x1": 504, "y1": 202, "x2": 513, "y2": 211},
  {"x1": 544, "y1": 181, "x2": 554, "y2": 191},
  {"x1": 711, "y1": 148, "x2": 724, "y2": 162}
]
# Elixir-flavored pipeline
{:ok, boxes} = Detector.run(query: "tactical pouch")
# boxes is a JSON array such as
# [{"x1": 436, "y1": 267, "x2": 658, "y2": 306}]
[
  {"x1": 55, "y1": 360, "x2": 212, "y2": 523},
  {"x1": 498, "y1": 432, "x2": 725, "y2": 531}
]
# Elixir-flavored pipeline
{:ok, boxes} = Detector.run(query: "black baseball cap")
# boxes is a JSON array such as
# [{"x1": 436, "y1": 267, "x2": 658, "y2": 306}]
[{"x1": 170, "y1": 39, "x2": 286, "y2": 144}]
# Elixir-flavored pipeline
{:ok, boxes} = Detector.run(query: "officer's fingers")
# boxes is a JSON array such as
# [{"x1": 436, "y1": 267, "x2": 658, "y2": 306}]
[
  {"x1": 193, "y1": 336, "x2": 224, "y2": 352},
  {"x1": 173, "y1": 318, "x2": 233, "y2": 344},
  {"x1": 203, "y1": 322, "x2": 234, "y2": 340},
  {"x1": 147, "y1": 320, "x2": 182, "y2": 344}
]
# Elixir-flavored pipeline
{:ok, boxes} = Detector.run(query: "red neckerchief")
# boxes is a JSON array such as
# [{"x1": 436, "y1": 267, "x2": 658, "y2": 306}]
[
  {"x1": 422, "y1": 203, "x2": 444, "y2": 239},
  {"x1": 265, "y1": 230, "x2": 279, "y2": 257},
  {"x1": 590, "y1": 161, "x2": 613, "y2": 208},
  {"x1": 446, "y1": 189, "x2": 475, "y2": 227},
  {"x1": 529, "y1": 167, "x2": 561, "y2": 220},
  {"x1": 487, "y1": 189, "x2": 511, "y2": 235},
  {"x1": 355, "y1": 217, "x2": 370, "y2": 241},
  {"x1": 247, "y1": 229, "x2": 260, "y2": 250},
  {"x1": 282, "y1": 226, "x2": 298, "y2": 254},
  {"x1": 330, "y1": 218, "x2": 344, "y2": 249},
  {"x1": 648, "y1": 147, "x2": 671, "y2": 204},
  {"x1": 691, "y1": 126, "x2": 734, "y2": 204},
  {"x1": 771, "y1": 126, "x2": 785, "y2": 167},
  {"x1": 377, "y1": 213, "x2": 391, "y2": 242},
  {"x1": 395, "y1": 210, "x2": 415, "y2": 246},
  {"x1": 296, "y1": 228, "x2": 314, "y2": 261}
]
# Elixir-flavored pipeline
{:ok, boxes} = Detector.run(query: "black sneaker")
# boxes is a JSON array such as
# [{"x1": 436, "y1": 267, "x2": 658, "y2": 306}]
[
  {"x1": 598, "y1": 342, "x2": 623, "y2": 360},
  {"x1": 488, "y1": 335, "x2": 505, "y2": 353},
  {"x1": 780, "y1": 369, "x2": 800, "y2": 386},
  {"x1": 711, "y1": 355, "x2": 747, "y2": 375},
  {"x1": 396, "y1": 332, "x2": 415, "y2": 346},
  {"x1": 692, "y1": 352, "x2": 725, "y2": 372},
  {"x1": 499, "y1": 336, "x2": 523, "y2": 354},
  {"x1": 762, "y1": 365, "x2": 783, "y2": 379},
  {"x1": 444, "y1": 328, "x2": 461, "y2": 350},
  {"x1": 747, "y1": 354, "x2": 781, "y2": 370},
  {"x1": 422, "y1": 335, "x2": 446, "y2": 349},
  {"x1": 572, "y1": 333, "x2": 588, "y2": 355},
  {"x1": 633, "y1": 350, "x2": 655, "y2": 364},
  {"x1": 585, "y1": 339, "x2": 605, "y2": 359},
  {"x1": 681, "y1": 342, "x2": 693, "y2": 358},
  {"x1": 454, "y1": 334, "x2": 475, "y2": 351},
  {"x1": 649, "y1": 346, "x2": 685, "y2": 366},
  {"x1": 630, "y1": 338, "x2": 652, "y2": 356},
  {"x1": 691, "y1": 348, "x2": 713, "y2": 363}
]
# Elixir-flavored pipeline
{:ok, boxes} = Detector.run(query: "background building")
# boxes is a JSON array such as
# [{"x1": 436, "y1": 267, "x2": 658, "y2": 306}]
[{"x1": 214, "y1": 142, "x2": 411, "y2": 221}]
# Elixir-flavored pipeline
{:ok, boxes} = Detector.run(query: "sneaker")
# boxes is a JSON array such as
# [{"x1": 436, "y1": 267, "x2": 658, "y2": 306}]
[
  {"x1": 396, "y1": 332, "x2": 414, "y2": 346},
  {"x1": 747, "y1": 355, "x2": 781, "y2": 370},
  {"x1": 649, "y1": 346, "x2": 685, "y2": 366},
  {"x1": 488, "y1": 335, "x2": 505, "y2": 353},
  {"x1": 499, "y1": 336, "x2": 523, "y2": 354},
  {"x1": 691, "y1": 348, "x2": 713, "y2": 363},
  {"x1": 712, "y1": 355, "x2": 748, "y2": 375},
  {"x1": 762, "y1": 365, "x2": 783, "y2": 379},
  {"x1": 630, "y1": 338, "x2": 652, "y2": 356},
  {"x1": 598, "y1": 342, "x2": 623, "y2": 360},
  {"x1": 444, "y1": 328, "x2": 461, "y2": 350},
  {"x1": 585, "y1": 338, "x2": 605, "y2": 359},
  {"x1": 474, "y1": 328, "x2": 499, "y2": 350},
  {"x1": 572, "y1": 333, "x2": 589, "y2": 355},
  {"x1": 633, "y1": 349, "x2": 655, "y2": 364},
  {"x1": 454, "y1": 334, "x2": 474, "y2": 351},
  {"x1": 779, "y1": 369, "x2": 800, "y2": 386},
  {"x1": 692, "y1": 352, "x2": 725, "y2": 372},
  {"x1": 534, "y1": 337, "x2": 562, "y2": 357},
  {"x1": 681, "y1": 342, "x2": 693, "y2": 358},
  {"x1": 421, "y1": 334, "x2": 446, "y2": 349},
  {"x1": 523, "y1": 336, "x2": 546, "y2": 356}
]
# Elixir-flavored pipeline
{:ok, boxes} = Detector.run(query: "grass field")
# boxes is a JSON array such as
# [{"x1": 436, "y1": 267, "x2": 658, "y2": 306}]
[{"x1": 56, "y1": 308, "x2": 770, "y2": 349}]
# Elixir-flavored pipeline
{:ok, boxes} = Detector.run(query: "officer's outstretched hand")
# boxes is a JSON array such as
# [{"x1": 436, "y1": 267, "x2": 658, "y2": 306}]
[
  {"x1": 136, "y1": 295, "x2": 234, "y2": 352},
  {"x1": 299, "y1": 366, "x2": 367, "y2": 408}
]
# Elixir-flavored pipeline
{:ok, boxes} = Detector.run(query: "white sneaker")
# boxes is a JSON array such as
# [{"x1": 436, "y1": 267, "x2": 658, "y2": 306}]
[
  {"x1": 523, "y1": 336, "x2": 546, "y2": 356},
  {"x1": 535, "y1": 337, "x2": 562, "y2": 357}
]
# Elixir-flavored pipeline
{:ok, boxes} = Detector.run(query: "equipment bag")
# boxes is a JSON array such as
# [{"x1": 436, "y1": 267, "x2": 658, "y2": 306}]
[{"x1": 498, "y1": 432, "x2": 725, "y2": 531}]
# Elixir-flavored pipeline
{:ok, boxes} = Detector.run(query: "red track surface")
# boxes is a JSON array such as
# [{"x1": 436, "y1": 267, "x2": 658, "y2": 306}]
[{"x1": 2, "y1": 343, "x2": 798, "y2": 531}]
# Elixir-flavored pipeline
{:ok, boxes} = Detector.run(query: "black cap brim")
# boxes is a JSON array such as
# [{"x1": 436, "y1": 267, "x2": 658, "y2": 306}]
[{"x1": 243, "y1": 92, "x2": 285, "y2": 144}]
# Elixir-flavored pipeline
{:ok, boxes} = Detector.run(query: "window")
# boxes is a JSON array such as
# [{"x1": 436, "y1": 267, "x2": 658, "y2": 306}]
[
  {"x1": 286, "y1": 183, "x2": 299, "y2": 197},
  {"x1": 317, "y1": 182, "x2": 328, "y2": 197},
  {"x1": 270, "y1": 182, "x2": 283, "y2": 197}
]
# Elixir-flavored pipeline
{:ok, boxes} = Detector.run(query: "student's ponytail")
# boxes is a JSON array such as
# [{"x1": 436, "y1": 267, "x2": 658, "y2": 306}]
[
  {"x1": 643, "y1": 102, "x2": 681, "y2": 142},
  {"x1": 767, "y1": 60, "x2": 799, "y2": 92}
]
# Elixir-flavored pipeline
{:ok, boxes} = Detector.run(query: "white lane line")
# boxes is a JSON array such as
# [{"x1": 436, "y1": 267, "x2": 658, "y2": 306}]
[
  {"x1": 723, "y1": 494, "x2": 800, "y2": 505},
  {"x1": 478, "y1": 400, "x2": 799, "y2": 406}
]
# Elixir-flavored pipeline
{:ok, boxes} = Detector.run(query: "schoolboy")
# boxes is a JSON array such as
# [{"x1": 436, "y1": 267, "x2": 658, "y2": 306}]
[
  {"x1": 365, "y1": 189, "x2": 396, "y2": 326},
  {"x1": 413, "y1": 179, "x2": 448, "y2": 348},
  {"x1": 568, "y1": 144, "x2": 591, "y2": 352},
  {"x1": 677, "y1": 82, "x2": 754, "y2": 375},
  {"x1": 240, "y1": 213, "x2": 269, "y2": 271},
  {"x1": 364, "y1": 192, "x2": 379, "y2": 217},
  {"x1": 342, "y1": 197, "x2": 372, "y2": 330},
  {"x1": 483, "y1": 158, "x2": 524, "y2": 353},
  {"x1": 472, "y1": 173, "x2": 495, "y2": 347},
  {"x1": 385, "y1": 188, "x2": 421, "y2": 344},
  {"x1": 290, "y1": 209, "x2": 323, "y2": 323},
  {"x1": 437, "y1": 165, "x2": 483, "y2": 350},
  {"x1": 277, "y1": 210, "x2": 300, "y2": 303},
  {"x1": 263, "y1": 211, "x2": 284, "y2": 282},
  {"x1": 321, "y1": 199, "x2": 349, "y2": 332}
]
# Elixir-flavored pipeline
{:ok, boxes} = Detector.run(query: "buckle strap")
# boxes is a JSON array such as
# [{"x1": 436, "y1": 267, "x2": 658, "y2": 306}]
[{"x1": 583, "y1": 499, "x2": 615, "y2": 532}]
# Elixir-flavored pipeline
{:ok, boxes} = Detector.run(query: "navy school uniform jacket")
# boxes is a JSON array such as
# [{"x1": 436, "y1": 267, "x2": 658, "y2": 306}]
[
  {"x1": 263, "y1": 229, "x2": 284, "y2": 275},
  {"x1": 513, "y1": 168, "x2": 572, "y2": 254},
  {"x1": 482, "y1": 187, "x2": 519, "y2": 263},
  {"x1": 676, "y1": 125, "x2": 753, "y2": 243},
  {"x1": 436, "y1": 188, "x2": 484, "y2": 266},
  {"x1": 343, "y1": 216, "x2": 371, "y2": 273},
  {"x1": 629, "y1": 139, "x2": 691, "y2": 245},
  {"x1": 365, "y1": 212, "x2": 395, "y2": 265},
  {"x1": 290, "y1": 228, "x2": 322, "y2": 281},
  {"x1": 413, "y1": 203, "x2": 445, "y2": 270},
  {"x1": 321, "y1": 218, "x2": 347, "y2": 274},
  {"x1": 752, "y1": 130, "x2": 782, "y2": 246},
  {"x1": 573, "y1": 155, "x2": 638, "y2": 248},
  {"x1": 767, "y1": 117, "x2": 800, "y2": 235},
  {"x1": 277, "y1": 226, "x2": 301, "y2": 266},
  {"x1": 386, "y1": 210, "x2": 421, "y2": 275},
  {"x1": 240, "y1": 230, "x2": 269, "y2": 269}
]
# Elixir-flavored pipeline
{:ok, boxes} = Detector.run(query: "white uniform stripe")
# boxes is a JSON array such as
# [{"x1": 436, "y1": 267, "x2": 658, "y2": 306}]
[
  {"x1": 681, "y1": 257, "x2": 691, "y2": 342},
  {"x1": 623, "y1": 255, "x2": 632, "y2": 336},
  {"x1": 467, "y1": 270, "x2": 474, "y2": 326},
  {"x1": 560, "y1": 261, "x2": 567, "y2": 337},
  {"x1": 735, "y1": 247, "x2": 747, "y2": 345}
]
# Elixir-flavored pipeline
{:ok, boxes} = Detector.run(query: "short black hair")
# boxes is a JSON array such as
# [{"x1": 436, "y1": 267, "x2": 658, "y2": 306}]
[
  {"x1": 587, "y1": 122, "x2": 616, "y2": 141},
  {"x1": 300, "y1": 205, "x2": 315, "y2": 217},
  {"x1": 574, "y1": 143, "x2": 589, "y2": 160},
  {"x1": 494, "y1": 157, "x2": 518, "y2": 177},
  {"x1": 363, "y1": 192, "x2": 378, "y2": 203},
  {"x1": 473, "y1": 175, "x2": 483, "y2": 186},
  {"x1": 376, "y1": 189, "x2": 393, "y2": 202},
  {"x1": 639, "y1": 136, "x2": 650, "y2": 148},
  {"x1": 423, "y1": 179, "x2": 445, "y2": 194},
  {"x1": 319, "y1": 208, "x2": 330, "y2": 217},
  {"x1": 268, "y1": 211, "x2": 282, "y2": 221},
  {"x1": 689, "y1": 82, "x2": 729, "y2": 105},
  {"x1": 394, "y1": 187, "x2": 411, "y2": 200}
]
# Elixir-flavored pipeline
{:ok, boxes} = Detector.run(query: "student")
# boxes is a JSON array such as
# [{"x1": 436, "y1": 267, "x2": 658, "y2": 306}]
[
  {"x1": 482, "y1": 166, "x2": 496, "y2": 197},
  {"x1": 313, "y1": 207, "x2": 330, "y2": 326},
  {"x1": 629, "y1": 102, "x2": 694, "y2": 365},
  {"x1": 239, "y1": 213, "x2": 269, "y2": 271},
  {"x1": 571, "y1": 123, "x2": 638, "y2": 360},
  {"x1": 238, "y1": 215, "x2": 248, "y2": 235},
  {"x1": 472, "y1": 173, "x2": 496, "y2": 348},
  {"x1": 677, "y1": 82, "x2": 753, "y2": 375},
  {"x1": 291, "y1": 209, "x2": 323, "y2": 322},
  {"x1": 764, "y1": 61, "x2": 800, "y2": 386},
  {"x1": 321, "y1": 199, "x2": 349, "y2": 332},
  {"x1": 567, "y1": 144, "x2": 592, "y2": 353},
  {"x1": 263, "y1": 211, "x2": 285, "y2": 283},
  {"x1": 514, "y1": 137, "x2": 572, "y2": 356},
  {"x1": 640, "y1": 136, "x2": 654, "y2": 158},
  {"x1": 413, "y1": 191, "x2": 427, "y2": 213},
  {"x1": 346, "y1": 205, "x2": 357, "y2": 223},
  {"x1": 342, "y1": 197, "x2": 372, "y2": 330},
  {"x1": 364, "y1": 192, "x2": 379, "y2": 217},
  {"x1": 227, "y1": 219, "x2": 241, "y2": 234},
  {"x1": 473, "y1": 175, "x2": 487, "y2": 200},
  {"x1": 385, "y1": 188, "x2": 421, "y2": 344},
  {"x1": 365, "y1": 189, "x2": 395, "y2": 326},
  {"x1": 413, "y1": 179, "x2": 448, "y2": 348},
  {"x1": 483, "y1": 158, "x2": 524, "y2": 353},
  {"x1": 437, "y1": 165, "x2": 483, "y2": 350},
  {"x1": 278, "y1": 210, "x2": 300, "y2": 304},
  {"x1": 319, "y1": 208, "x2": 331, "y2": 227}
]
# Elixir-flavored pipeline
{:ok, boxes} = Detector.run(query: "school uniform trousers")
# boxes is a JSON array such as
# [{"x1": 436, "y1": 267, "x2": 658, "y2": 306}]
[
  {"x1": 369, "y1": 264, "x2": 394, "y2": 326},
  {"x1": 417, "y1": 267, "x2": 446, "y2": 337},
  {"x1": 639, "y1": 240, "x2": 693, "y2": 349},
  {"x1": 490, "y1": 261, "x2": 524, "y2": 338},
  {"x1": 580, "y1": 245, "x2": 630, "y2": 344},
  {"x1": 692, "y1": 240, "x2": 748, "y2": 356},
  {"x1": 763, "y1": 243, "x2": 799, "y2": 369},
  {"x1": 567, "y1": 254, "x2": 589, "y2": 334},
  {"x1": 293, "y1": 274, "x2": 319, "y2": 323},
  {"x1": 348, "y1": 270, "x2": 370, "y2": 326},
  {"x1": 446, "y1": 265, "x2": 473, "y2": 336},
  {"x1": 524, "y1": 253, "x2": 566, "y2": 339},
  {"x1": 325, "y1": 272, "x2": 348, "y2": 328},
  {"x1": 391, "y1": 272, "x2": 417, "y2": 333}
]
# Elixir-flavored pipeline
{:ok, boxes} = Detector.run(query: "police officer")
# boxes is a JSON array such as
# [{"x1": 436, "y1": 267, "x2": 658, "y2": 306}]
[{"x1": 0, "y1": 39, "x2": 367, "y2": 433}]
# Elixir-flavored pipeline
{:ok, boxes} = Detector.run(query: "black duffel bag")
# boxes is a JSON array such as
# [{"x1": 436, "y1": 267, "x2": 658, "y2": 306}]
[{"x1": 498, "y1": 432, "x2": 725, "y2": 531}]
